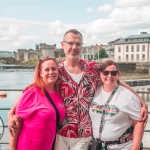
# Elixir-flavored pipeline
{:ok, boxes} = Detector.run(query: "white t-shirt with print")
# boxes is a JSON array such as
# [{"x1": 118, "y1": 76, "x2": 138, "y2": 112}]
[{"x1": 89, "y1": 86, "x2": 141, "y2": 150}]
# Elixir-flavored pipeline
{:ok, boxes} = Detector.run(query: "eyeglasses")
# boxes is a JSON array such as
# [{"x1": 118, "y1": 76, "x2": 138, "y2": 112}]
[
  {"x1": 102, "y1": 70, "x2": 118, "y2": 76},
  {"x1": 63, "y1": 41, "x2": 83, "y2": 48}
]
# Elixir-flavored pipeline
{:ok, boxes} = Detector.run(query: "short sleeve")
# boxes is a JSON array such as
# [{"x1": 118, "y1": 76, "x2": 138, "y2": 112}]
[
  {"x1": 127, "y1": 94, "x2": 141, "y2": 120},
  {"x1": 88, "y1": 61, "x2": 102, "y2": 89},
  {"x1": 16, "y1": 88, "x2": 37, "y2": 119}
]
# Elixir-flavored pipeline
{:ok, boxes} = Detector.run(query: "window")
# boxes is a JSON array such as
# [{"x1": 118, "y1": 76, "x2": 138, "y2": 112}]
[
  {"x1": 131, "y1": 45, "x2": 134, "y2": 52},
  {"x1": 118, "y1": 46, "x2": 121, "y2": 52},
  {"x1": 142, "y1": 54, "x2": 145, "y2": 61},
  {"x1": 131, "y1": 54, "x2": 134, "y2": 61},
  {"x1": 137, "y1": 45, "x2": 139, "y2": 52},
  {"x1": 126, "y1": 46, "x2": 128, "y2": 52},
  {"x1": 142, "y1": 45, "x2": 145, "y2": 51},
  {"x1": 136, "y1": 54, "x2": 139, "y2": 61},
  {"x1": 126, "y1": 54, "x2": 128, "y2": 61},
  {"x1": 118, "y1": 56, "x2": 121, "y2": 62}
]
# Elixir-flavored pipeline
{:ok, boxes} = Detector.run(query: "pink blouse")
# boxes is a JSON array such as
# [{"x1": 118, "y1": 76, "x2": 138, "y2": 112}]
[{"x1": 16, "y1": 87, "x2": 66, "y2": 150}]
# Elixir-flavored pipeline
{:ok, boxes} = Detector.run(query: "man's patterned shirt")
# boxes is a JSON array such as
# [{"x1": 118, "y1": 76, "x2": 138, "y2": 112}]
[{"x1": 57, "y1": 58, "x2": 102, "y2": 138}]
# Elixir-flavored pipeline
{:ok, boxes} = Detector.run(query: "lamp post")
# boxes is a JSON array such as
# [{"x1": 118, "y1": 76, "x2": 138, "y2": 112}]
[{"x1": 98, "y1": 48, "x2": 99, "y2": 60}]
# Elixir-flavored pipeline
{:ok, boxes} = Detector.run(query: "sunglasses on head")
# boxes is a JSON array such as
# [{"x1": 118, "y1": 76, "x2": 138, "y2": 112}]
[
  {"x1": 39, "y1": 57, "x2": 55, "y2": 60},
  {"x1": 102, "y1": 70, "x2": 118, "y2": 76}
]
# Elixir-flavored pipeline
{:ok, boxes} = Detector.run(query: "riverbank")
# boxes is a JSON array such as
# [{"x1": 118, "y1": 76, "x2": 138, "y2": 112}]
[
  {"x1": 120, "y1": 72, "x2": 150, "y2": 80},
  {"x1": 1, "y1": 62, "x2": 150, "y2": 80}
]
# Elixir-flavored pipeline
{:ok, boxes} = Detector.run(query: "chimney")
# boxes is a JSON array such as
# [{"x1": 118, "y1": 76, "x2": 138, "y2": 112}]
[{"x1": 140, "y1": 32, "x2": 147, "y2": 34}]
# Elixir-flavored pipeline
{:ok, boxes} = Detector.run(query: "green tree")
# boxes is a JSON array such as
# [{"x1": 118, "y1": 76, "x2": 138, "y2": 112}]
[
  {"x1": 38, "y1": 54, "x2": 41, "y2": 60},
  {"x1": 95, "y1": 48, "x2": 108, "y2": 59}
]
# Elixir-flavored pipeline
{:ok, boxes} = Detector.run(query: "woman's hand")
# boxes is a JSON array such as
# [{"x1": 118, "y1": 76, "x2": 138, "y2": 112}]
[
  {"x1": 8, "y1": 114, "x2": 21, "y2": 137},
  {"x1": 139, "y1": 103, "x2": 148, "y2": 127}
]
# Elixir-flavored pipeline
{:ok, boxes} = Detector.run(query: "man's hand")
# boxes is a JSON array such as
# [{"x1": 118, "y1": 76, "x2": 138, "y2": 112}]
[
  {"x1": 139, "y1": 104, "x2": 148, "y2": 128},
  {"x1": 8, "y1": 114, "x2": 21, "y2": 137}
]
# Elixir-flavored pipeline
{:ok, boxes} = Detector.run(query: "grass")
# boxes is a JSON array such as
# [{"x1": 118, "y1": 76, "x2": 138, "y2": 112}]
[{"x1": 16, "y1": 59, "x2": 38, "y2": 67}]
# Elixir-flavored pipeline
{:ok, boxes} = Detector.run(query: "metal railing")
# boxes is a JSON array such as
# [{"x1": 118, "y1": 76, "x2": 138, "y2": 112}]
[
  {"x1": 0, "y1": 89, "x2": 150, "y2": 149},
  {"x1": 0, "y1": 107, "x2": 150, "y2": 148}
]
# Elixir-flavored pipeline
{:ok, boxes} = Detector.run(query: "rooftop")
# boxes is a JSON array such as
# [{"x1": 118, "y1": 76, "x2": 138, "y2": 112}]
[{"x1": 115, "y1": 32, "x2": 150, "y2": 45}]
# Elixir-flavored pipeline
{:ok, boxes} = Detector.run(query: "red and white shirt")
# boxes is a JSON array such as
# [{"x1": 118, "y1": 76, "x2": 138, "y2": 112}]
[{"x1": 57, "y1": 58, "x2": 102, "y2": 138}]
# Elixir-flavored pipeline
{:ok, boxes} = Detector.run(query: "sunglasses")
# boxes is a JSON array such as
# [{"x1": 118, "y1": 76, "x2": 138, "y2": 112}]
[
  {"x1": 102, "y1": 70, "x2": 118, "y2": 76},
  {"x1": 39, "y1": 57, "x2": 56, "y2": 60}
]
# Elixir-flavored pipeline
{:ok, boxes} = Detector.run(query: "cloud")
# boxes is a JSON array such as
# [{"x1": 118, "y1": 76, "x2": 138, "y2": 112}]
[
  {"x1": 1, "y1": 5, "x2": 150, "y2": 51},
  {"x1": 13, "y1": 35, "x2": 39, "y2": 48},
  {"x1": 0, "y1": 18, "x2": 49, "y2": 50},
  {"x1": 96, "y1": 4, "x2": 113, "y2": 13},
  {"x1": 114, "y1": 0, "x2": 150, "y2": 7},
  {"x1": 80, "y1": 6, "x2": 150, "y2": 45},
  {"x1": 86, "y1": 7, "x2": 94, "y2": 12},
  {"x1": 109, "y1": 7, "x2": 150, "y2": 27}
]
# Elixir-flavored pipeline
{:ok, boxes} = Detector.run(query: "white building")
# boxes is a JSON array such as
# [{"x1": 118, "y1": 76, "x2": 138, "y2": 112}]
[
  {"x1": 114, "y1": 32, "x2": 150, "y2": 62},
  {"x1": 107, "y1": 38, "x2": 121, "y2": 59},
  {"x1": 81, "y1": 44, "x2": 108, "y2": 60}
]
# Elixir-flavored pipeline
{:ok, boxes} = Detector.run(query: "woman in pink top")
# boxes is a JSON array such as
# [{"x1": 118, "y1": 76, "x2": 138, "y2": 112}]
[{"x1": 9, "y1": 57, "x2": 66, "y2": 150}]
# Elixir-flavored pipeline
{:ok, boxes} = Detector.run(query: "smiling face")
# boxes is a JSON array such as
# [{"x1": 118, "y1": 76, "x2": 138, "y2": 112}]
[
  {"x1": 40, "y1": 60, "x2": 58, "y2": 88},
  {"x1": 100, "y1": 64, "x2": 120, "y2": 90},
  {"x1": 61, "y1": 32, "x2": 82, "y2": 60}
]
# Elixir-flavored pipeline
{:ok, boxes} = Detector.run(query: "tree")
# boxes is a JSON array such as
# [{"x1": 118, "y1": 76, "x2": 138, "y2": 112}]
[{"x1": 95, "y1": 48, "x2": 108, "y2": 59}]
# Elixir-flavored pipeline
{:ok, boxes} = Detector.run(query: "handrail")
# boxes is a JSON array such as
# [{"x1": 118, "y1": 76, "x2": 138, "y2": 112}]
[
  {"x1": 0, "y1": 108, "x2": 10, "y2": 110},
  {"x1": 1, "y1": 89, "x2": 150, "y2": 93},
  {"x1": 0, "y1": 89, "x2": 23, "y2": 91},
  {"x1": 0, "y1": 110, "x2": 150, "y2": 149},
  {"x1": 0, "y1": 97, "x2": 150, "y2": 148}
]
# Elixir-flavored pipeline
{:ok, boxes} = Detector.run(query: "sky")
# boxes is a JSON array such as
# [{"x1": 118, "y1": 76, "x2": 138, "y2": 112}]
[{"x1": 0, "y1": 0, "x2": 150, "y2": 52}]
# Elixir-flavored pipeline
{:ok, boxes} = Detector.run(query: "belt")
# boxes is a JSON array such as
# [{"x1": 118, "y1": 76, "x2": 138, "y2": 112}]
[{"x1": 102, "y1": 126, "x2": 134, "y2": 150}]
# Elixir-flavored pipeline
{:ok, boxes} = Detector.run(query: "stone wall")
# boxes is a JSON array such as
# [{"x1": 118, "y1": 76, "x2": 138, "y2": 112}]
[
  {"x1": 16, "y1": 49, "x2": 27, "y2": 60},
  {"x1": 41, "y1": 49, "x2": 55, "y2": 58},
  {"x1": 117, "y1": 63, "x2": 136, "y2": 72},
  {"x1": 14, "y1": 43, "x2": 65, "y2": 61},
  {"x1": 55, "y1": 49, "x2": 65, "y2": 58},
  {"x1": 29, "y1": 53, "x2": 38, "y2": 60},
  {"x1": 24, "y1": 51, "x2": 29, "y2": 61}
]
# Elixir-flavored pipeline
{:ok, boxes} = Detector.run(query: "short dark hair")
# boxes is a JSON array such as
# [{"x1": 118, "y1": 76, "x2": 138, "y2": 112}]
[
  {"x1": 63, "y1": 29, "x2": 83, "y2": 40},
  {"x1": 100, "y1": 60, "x2": 119, "y2": 72}
]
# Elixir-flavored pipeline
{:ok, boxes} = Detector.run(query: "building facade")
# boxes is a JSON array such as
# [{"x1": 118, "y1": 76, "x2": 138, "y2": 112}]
[
  {"x1": 107, "y1": 38, "x2": 121, "y2": 59},
  {"x1": 81, "y1": 44, "x2": 108, "y2": 60},
  {"x1": 114, "y1": 32, "x2": 150, "y2": 62},
  {"x1": 14, "y1": 43, "x2": 65, "y2": 61}
]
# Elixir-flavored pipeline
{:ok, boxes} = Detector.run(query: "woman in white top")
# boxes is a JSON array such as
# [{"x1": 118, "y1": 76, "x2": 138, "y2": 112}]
[{"x1": 89, "y1": 60, "x2": 144, "y2": 150}]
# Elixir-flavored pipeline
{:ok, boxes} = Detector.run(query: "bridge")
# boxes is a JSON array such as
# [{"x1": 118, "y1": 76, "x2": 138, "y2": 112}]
[{"x1": 0, "y1": 57, "x2": 15, "y2": 64}]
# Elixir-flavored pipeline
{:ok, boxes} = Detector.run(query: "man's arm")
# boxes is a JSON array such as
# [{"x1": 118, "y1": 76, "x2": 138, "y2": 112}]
[
  {"x1": 130, "y1": 120, "x2": 144, "y2": 150},
  {"x1": 120, "y1": 81, "x2": 148, "y2": 126},
  {"x1": 7, "y1": 96, "x2": 21, "y2": 136}
]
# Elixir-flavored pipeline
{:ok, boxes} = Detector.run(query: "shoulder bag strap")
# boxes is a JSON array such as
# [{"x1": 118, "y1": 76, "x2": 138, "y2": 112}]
[
  {"x1": 99, "y1": 84, "x2": 119, "y2": 139},
  {"x1": 44, "y1": 88, "x2": 60, "y2": 128}
]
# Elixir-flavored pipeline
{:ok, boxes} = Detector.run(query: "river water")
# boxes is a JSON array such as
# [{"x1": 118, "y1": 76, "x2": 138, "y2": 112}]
[{"x1": 0, "y1": 65, "x2": 150, "y2": 149}]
